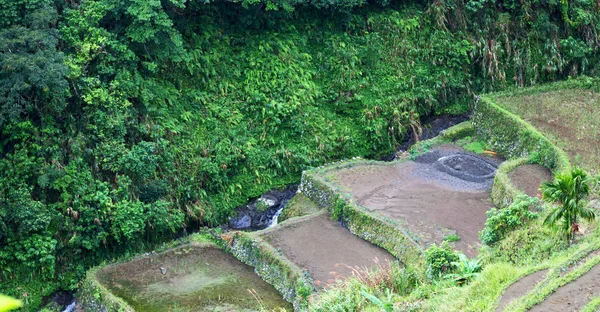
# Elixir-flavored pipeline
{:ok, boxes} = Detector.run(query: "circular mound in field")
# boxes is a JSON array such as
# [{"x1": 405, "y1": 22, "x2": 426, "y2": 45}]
[{"x1": 433, "y1": 153, "x2": 498, "y2": 183}]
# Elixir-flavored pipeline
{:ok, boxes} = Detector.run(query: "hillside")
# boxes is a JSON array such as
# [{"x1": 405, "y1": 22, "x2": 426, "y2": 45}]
[{"x1": 1, "y1": 0, "x2": 600, "y2": 309}]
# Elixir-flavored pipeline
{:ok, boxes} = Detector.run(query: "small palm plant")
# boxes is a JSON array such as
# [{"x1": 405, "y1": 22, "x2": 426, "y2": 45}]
[{"x1": 541, "y1": 167, "x2": 596, "y2": 243}]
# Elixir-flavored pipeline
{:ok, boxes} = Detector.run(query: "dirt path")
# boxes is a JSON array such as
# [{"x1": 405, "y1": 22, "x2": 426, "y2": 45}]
[
  {"x1": 496, "y1": 270, "x2": 548, "y2": 312},
  {"x1": 261, "y1": 213, "x2": 396, "y2": 289},
  {"x1": 530, "y1": 263, "x2": 600, "y2": 312},
  {"x1": 508, "y1": 164, "x2": 553, "y2": 198},
  {"x1": 331, "y1": 148, "x2": 499, "y2": 256}
]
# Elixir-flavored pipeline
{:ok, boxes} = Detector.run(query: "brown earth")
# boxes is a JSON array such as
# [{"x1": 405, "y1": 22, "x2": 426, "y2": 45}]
[
  {"x1": 261, "y1": 212, "x2": 396, "y2": 289},
  {"x1": 331, "y1": 158, "x2": 494, "y2": 256},
  {"x1": 508, "y1": 164, "x2": 553, "y2": 198},
  {"x1": 530, "y1": 262, "x2": 600, "y2": 312},
  {"x1": 495, "y1": 269, "x2": 548, "y2": 312}
]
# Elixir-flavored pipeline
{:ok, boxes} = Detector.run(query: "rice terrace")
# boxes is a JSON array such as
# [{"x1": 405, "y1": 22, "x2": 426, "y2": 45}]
[{"x1": 2, "y1": 1, "x2": 600, "y2": 312}]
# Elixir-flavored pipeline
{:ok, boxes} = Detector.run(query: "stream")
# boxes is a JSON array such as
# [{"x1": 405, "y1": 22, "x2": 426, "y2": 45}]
[{"x1": 228, "y1": 185, "x2": 298, "y2": 230}]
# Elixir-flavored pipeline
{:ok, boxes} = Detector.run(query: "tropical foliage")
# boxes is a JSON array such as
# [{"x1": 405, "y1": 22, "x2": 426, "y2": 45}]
[
  {"x1": 480, "y1": 195, "x2": 541, "y2": 245},
  {"x1": 425, "y1": 242, "x2": 459, "y2": 278},
  {"x1": 0, "y1": 295, "x2": 22, "y2": 312},
  {"x1": 1, "y1": 0, "x2": 599, "y2": 308},
  {"x1": 445, "y1": 254, "x2": 483, "y2": 285},
  {"x1": 542, "y1": 167, "x2": 597, "y2": 242}
]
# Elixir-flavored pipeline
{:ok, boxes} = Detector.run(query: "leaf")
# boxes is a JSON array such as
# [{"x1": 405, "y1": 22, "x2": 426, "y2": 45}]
[{"x1": 0, "y1": 294, "x2": 22, "y2": 312}]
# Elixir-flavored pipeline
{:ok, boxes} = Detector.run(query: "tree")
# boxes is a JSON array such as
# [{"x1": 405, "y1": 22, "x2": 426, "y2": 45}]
[
  {"x1": 541, "y1": 167, "x2": 596, "y2": 242},
  {"x1": 0, "y1": 1, "x2": 69, "y2": 127}
]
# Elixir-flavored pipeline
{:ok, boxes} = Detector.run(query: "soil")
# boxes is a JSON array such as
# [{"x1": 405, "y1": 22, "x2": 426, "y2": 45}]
[
  {"x1": 495, "y1": 269, "x2": 548, "y2": 312},
  {"x1": 508, "y1": 164, "x2": 553, "y2": 198},
  {"x1": 261, "y1": 213, "x2": 397, "y2": 289},
  {"x1": 530, "y1": 262, "x2": 600, "y2": 312},
  {"x1": 331, "y1": 147, "x2": 501, "y2": 256},
  {"x1": 96, "y1": 245, "x2": 292, "y2": 312}
]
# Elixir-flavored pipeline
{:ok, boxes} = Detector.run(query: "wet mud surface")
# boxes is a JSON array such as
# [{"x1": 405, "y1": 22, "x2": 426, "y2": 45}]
[
  {"x1": 261, "y1": 213, "x2": 397, "y2": 289},
  {"x1": 508, "y1": 164, "x2": 553, "y2": 198},
  {"x1": 530, "y1": 263, "x2": 600, "y2": 312},
  {"x1": 332, "y1": 146, "x2": 502, "y2": 256},
  {"x1": 97, "y1": 245, "x2": 292, "y2": 312},
  {"x1": 496, "y1": 269, "x2": 548, "y2": 311}
]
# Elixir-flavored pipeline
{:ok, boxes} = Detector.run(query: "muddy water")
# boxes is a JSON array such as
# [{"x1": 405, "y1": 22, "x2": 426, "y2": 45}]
[{"x1": 97, "y1": 245, "x2": 292, "y2": 311}]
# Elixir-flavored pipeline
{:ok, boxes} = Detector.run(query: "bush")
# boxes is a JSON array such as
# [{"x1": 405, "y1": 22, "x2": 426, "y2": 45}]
[
  {"x1": 425, "y1": 242, "x2": 459, "y2": 279},
  {"x1": 491, "y1": 222, "x2": 563, "y2": 265},
  {"x1": 480, "y1": 195, "x2": 541, "y2": 245}
]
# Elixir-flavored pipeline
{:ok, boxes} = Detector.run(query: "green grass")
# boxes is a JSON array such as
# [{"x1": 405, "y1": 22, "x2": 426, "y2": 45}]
[
  {"x1": 492, "y1": 87, "x2": 600, "y2": 175},
  {"x1": 278, "y1": 194, "x2": 321, "y2": 223},
  {"x1": 581, "y1": 296, "x2": 600, "y2": 312},
  {"x1": 420, "y1": 226, "x2": 600, "y2": 311},
  {"x1": 443, "y1": 234, "x2": 461, "y2": 243}
]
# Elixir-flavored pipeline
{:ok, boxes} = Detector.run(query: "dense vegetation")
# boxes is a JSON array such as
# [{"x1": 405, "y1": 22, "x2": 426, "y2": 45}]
[{"x1": 1, "y1": 0, "x2": 599, "y2": 308}]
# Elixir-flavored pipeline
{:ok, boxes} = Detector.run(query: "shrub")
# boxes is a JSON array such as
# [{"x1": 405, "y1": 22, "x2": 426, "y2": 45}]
[
  {"x1": 425, "y1": 242, "x2": 459, "y2": 279},
  {"x1": 480, "y1": 195, "x2": 541, "y2": 245},
  {"x1": 491, "y1": 222, "x2": 563, "y2": 265}
]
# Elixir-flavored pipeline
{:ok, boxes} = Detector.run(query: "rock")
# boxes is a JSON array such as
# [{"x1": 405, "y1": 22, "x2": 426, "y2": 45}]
[
  {"x1": 258, "y1": 196, "x2": 278, "y2": 208},
  {"x1": 229, "y1": 214, "x2": 252, "y2": 229},
  {"x1": 228, "y1": 185, "x2": 298, "y2": 230},
  {"x1": 160, "y1": 267, "x2": 167, "y2": 275}
]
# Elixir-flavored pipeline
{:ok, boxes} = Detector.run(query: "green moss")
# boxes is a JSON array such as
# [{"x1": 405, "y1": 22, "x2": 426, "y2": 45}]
[
  {"x1": 220, "y1": 231, "x2": 313, "y2": 311},
  {"x1": 439, "y1": 121, "x2": 476, "y2": 141},
  {"x1": 463, "y1": 141, "x2": 486, "y2": 154},
  {"x1": 78, "y1": 266, "x2": 134, "y2": 312},
  {"x1": 473, "y1": 93, "x2": 571, "y2": 174},
  {"x1": 278, "y1": 194, "x2": 321, "y2": 223}
]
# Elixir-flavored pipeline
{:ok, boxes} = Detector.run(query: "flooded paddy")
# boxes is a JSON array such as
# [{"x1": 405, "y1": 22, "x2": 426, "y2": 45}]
[
  {"x1": 96, "y1": 244, "x2": 292, "y2": 311},
  {"x1": 261, "y1": 212, "x2": 397, "y2": 289},
  {"x1": 330, "y1": 146, "x2": 502, "y2": 256}
]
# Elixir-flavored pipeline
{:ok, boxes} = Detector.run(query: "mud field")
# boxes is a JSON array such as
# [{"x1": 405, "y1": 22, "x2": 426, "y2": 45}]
[
  {"x1": 96, "y1": 245, "x2": 292, "y2": 312},
  {"x1": 261, "y1": 212, "x2": 397, "y2": 289},
  {"x1": 530, "y1": 263, "x2": 600, "y2": 311},
  {"x1": 496, "y1": 269, "x2": 548, "y2": 311},
  {"x1": 508, "y1": 164, "x2": 553, "y2": 198},
  {"x1": 330, "y1": 146, "x2": 503, "y2": 256}
]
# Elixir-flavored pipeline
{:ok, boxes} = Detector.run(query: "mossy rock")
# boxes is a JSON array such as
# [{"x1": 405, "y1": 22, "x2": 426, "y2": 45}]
[{"x1": 279, "y1": 194, "x2": 321, "y2": 223}]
